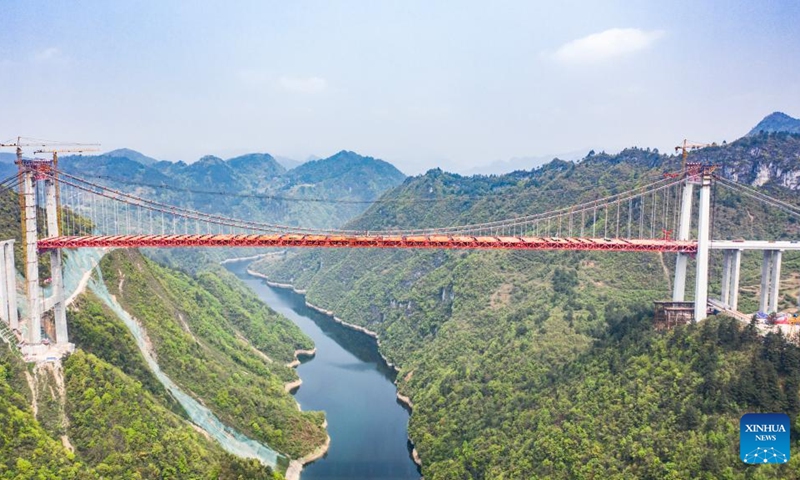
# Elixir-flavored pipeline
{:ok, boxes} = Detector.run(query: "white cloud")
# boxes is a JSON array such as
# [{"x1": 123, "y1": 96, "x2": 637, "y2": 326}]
[
  {"x1": 278, "y1": 76, "x2": 327, "y2": 94},
  {"x1": 550, "y1": 28, "x2": 664, "y2": 65}
]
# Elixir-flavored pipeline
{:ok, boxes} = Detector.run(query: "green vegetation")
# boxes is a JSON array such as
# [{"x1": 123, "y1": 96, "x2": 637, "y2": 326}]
[
  {"x1": 254, "y1": 133, "x2": 800, "y2": 478},
  {"x1": 68, "y1": 292, "x2": 178, "y2": 412},
  {"x1": 0, "y1": 251, "x2": 322, "y2": 478},
  {"x1": 65, "y1": 350, "x2": 278, "y2": 479},
  {"x1": 0, "y1": 346, "x2": 84, "y2": 479},
  {"x1": 0, "y1": 341, "x2": 281, "y2": 479},
  {"x1": 417, "y1": 315, "x2": 800, "y2": 479},
  {"x1": 99, "y1": 249, "x2": 326, "y2": 458}
]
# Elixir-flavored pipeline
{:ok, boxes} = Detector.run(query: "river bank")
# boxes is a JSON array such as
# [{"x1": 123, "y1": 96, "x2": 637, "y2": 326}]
[
  {"x1": 244, "y1": 267, "x2": 423, "y2": 471},
  {"x1": 285, "y1": 419, "x2": 331, "y2": 480}
]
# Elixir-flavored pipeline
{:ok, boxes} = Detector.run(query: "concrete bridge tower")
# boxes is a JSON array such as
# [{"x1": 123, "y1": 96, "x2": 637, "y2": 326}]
[
  {"x1": 16, "y1": 158, "x2": 70, "y2": 350},
  {"x1": 671, "y1": 165, "x2": 714, "y2": 321}
]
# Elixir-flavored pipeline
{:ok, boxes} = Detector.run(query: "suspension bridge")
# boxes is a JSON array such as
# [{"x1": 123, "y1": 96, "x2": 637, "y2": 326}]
[{"x1": 1, "y1": 148, "x2": 799, "y2": 359}]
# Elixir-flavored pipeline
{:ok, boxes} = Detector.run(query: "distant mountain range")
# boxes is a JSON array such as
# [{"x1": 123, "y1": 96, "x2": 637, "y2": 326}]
[
  {"x1": 4, "y1": 110, "x2": 799, "y2": 204},
  {"x1": 273, "y1": 155, "x2": 304, "y2": 170},
  {"x1": 59, "y1": 149, "x2": 406, "y2": 230},
  {"x1": 104, "y1": 148, "x2": 160, "y2": 166}
]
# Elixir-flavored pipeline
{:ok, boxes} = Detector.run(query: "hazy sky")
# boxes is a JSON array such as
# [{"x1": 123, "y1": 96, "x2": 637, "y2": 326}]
[{"x1": 1, "y1": 1, "x2": 799, "y2": 174}]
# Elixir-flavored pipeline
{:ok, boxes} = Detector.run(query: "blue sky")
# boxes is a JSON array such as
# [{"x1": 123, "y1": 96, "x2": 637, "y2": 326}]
[{"x1": 1, "y1": 1, "x2": 798, "y2": 174}]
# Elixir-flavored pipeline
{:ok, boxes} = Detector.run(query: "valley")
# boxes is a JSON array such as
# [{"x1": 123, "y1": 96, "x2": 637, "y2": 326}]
[
  {"x1": 2, "y1": 119, "x2": 800, "y2": 479},
  {"x1": 4, "y1": 0, "x2": 800, "y2": 476}
]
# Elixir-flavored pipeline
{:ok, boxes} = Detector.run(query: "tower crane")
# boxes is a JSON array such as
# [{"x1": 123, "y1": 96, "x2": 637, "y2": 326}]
[
  {"x1": 664, "y1": 139, "x2": 715, "y2": 179},
  {"x1": 34, "y1": 146, "x2": 100, "y2": 168},
  {"x1": 0, "y1": 137, "x2": 99, "y2": 164},
  {"x1": 675, "y1": 139, "x2": 714, "y2": 172}
]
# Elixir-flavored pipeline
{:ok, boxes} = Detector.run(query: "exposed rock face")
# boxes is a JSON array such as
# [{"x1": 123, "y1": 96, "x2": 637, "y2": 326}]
[{"x1": 710, "y1": 133, "x2": 800, "y2": 189}]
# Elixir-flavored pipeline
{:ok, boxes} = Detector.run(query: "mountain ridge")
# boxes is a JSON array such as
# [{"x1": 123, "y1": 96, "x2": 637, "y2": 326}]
[
  {"x1": 104, "y1": 147, "x2": 160, "y2": 166},
  {"x1": 58, "y1": 149, "x2": 406, "y2": 232},
  {"x1": 747, "y1": 111, "x2": 800, "y2": 136},
  {"x1": 252, "y1": 131, "x2": 800, "y2": 479}
]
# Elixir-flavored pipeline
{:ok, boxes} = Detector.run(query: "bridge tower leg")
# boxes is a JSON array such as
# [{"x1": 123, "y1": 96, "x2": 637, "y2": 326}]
[
  {"x1": 21, "y1": 171, "x2": 41, "y2": 345},
  {"x1": 760, "y1": 251, "x2": 773, "y2": 313},
  {"x1": 757, "y1": 250, "x2": 783, "y2": 314},
  {"x1": 672, "y1": 180, "x2": 694, "y2": 301},
  {"x1": 721, "y1": 250, "x2": 731, "y2": 307},
  {"x1": 0, "y1": 242, "x2": 7, "y2": 325},
  {"x1": 0, "y1": 240, "x2": 16, "y2": 329},
  {"x1": 719, "y1": 249, "x2": 742, "y2": 311},
  {"x1": 44, "y1": 178, "x2": 68, "y2": 344},
  {"x1": 5, "y1": 242, "x2": 17, "y2": 330},
  {"x1": 693, "y1": 171, "x2": 712, "y2": 321},
  {"x1": 769, "y1": 250, "x2": 783, "y2": 314},
  {"x1": 728, "y1": 249, "x2": 742, "y2": 312}
]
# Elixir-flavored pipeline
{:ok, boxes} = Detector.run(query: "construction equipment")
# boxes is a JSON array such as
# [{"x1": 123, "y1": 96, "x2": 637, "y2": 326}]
[
  {"x1": 675, "y1": 139, "x2": 714, "y2": 172},
  {"x1": 34, "y1": 147, "x2": 100, "y2": 232},
  {"x1": 0, "y1": 138, "x2": 99, "y2": 313},
  {"x1": 1, "y1": 137, "x2": 99, "y2": 164}
]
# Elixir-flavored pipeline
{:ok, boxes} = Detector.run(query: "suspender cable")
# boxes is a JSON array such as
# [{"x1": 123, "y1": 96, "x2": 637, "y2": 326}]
[{"x1": 628, "y1": 199, "x2": 632, "y2": 239}]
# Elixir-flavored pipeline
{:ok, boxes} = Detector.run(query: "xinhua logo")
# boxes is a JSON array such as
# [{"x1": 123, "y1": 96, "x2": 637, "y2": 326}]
[{"x1": 740, "y1": 413, "x2": 790, "y2": 464}]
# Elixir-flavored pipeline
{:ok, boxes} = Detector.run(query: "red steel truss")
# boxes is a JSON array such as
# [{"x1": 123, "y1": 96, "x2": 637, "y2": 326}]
[{"x1": 37, "y1": 234, "x2": 698, "y2": 253}]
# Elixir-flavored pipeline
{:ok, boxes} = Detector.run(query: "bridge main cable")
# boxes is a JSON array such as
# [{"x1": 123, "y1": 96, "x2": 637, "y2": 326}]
[{"x1": 51, "y1": 168, "x2": 682, "y2": 237}]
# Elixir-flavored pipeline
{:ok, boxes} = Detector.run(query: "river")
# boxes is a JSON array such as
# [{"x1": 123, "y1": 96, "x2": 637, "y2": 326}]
[{"x1": 226, "y1": 261, "x2": 421, "y2": 480}]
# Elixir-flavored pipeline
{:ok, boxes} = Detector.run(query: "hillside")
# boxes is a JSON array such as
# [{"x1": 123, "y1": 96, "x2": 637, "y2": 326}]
[
  {"x1": 1, "y1": 168, "x2": 327, "y2": 477},
  {"x1": 0, "y1": 263, "x2": 304, "y2": 478},
  {"x1": 96, "y1": 249, "x2": 326, "y2": 459},
  {"x1": 0, "y1": 248, "x2": 328, "y2": 478},
  {"x1": 0, "y1": 343, "x2": 281, "y2": 479},
  {"x1": 252, "y1": 132, "x2": 800, "y2": 478}
]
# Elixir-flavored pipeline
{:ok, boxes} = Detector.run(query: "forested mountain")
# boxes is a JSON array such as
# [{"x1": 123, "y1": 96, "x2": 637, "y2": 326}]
[
  {"x1": 104, "y1": 147, "x2": 160, "y2": 166},
  {"x1": 59, "y1": 148, "x2": 405, "y2": 230},
  {"x1": 748, "y1": 111, "x2": 800, "y2": 137},
  {"x1": 252, "y1": 132, "x2": 800, "y2": 478}
]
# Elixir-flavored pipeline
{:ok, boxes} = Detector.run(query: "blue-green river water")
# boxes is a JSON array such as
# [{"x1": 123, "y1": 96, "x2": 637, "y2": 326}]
[{"x1": 227, "y1": 261, "x2": 420, "y2": 480}]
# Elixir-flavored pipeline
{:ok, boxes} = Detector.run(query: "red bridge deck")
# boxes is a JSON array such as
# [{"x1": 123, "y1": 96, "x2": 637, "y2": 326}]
[{"x1": 37, "y1": 234, "x2": 698, "y2": 253}]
